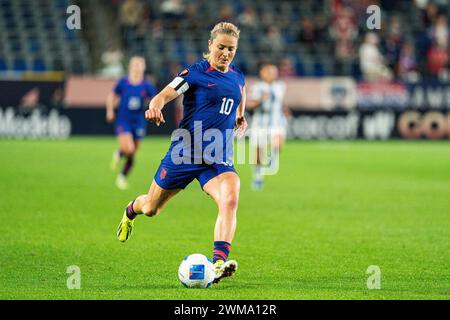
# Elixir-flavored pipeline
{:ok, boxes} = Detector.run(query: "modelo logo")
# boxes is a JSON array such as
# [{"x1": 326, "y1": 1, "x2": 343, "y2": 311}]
[
  {"x1": 398, "y1": 111, "x2": 450, "y2": 139},
  {"x1": 0, "y1": 107, "x2": 71, "y2": 139}
]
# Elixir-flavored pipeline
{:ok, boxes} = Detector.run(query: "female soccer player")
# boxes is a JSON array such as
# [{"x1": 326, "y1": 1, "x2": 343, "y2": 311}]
[
  {"x1": 116, "y1": 22, "x2": 247, "y2": 284},
  {"x1": 106, "y1": 56, "x2": 157, "y2": 190},
  {"x1": 247, "y1": 63, "x2": 287, "y2": 190}
]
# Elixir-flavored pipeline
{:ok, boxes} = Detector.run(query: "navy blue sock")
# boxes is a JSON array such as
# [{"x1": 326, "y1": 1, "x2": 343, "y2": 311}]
[
  {"x1": 213, "y1": 241, "x2": 231, "y2": 263},
  {"x1": 122, "y1": 156, "x2": 134, "y2": 176},
  {"x1": 126, "y1": 201, "x2": 137, "y2": 220}
]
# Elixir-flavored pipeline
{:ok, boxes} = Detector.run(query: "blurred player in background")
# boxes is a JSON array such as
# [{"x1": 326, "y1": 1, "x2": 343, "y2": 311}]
[
  {"x1": 116, "y1": 22, "x2": 247, "y2": 284},
  {"x1": 248, "y1": 63, "x2": 288, "y2": 190},
  {"x1": 106, "y1": 56, "x2": 157, "y2": 190}
]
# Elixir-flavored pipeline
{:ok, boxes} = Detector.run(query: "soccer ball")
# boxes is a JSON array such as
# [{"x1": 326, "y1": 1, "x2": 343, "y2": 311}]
[{"x1": 178, "y1": 253, "x2": 215, "y2": 288}]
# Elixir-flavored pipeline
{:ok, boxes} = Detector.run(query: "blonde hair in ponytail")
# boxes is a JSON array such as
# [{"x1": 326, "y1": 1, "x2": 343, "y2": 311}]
[{"x1": 203, "y1": 22, "x2": 240, "y2": 60}]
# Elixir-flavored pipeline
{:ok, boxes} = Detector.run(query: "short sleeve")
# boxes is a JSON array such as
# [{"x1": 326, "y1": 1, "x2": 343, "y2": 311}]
[
  {"x1": 113, "y1": 78, "x2": 124, "y2": 95},
  {"x1": 167, "y1": 67, "x2": 197, "y2": 95},
  {"x1": 250, "y1": 82, "x2": 263, "y2": 100}
]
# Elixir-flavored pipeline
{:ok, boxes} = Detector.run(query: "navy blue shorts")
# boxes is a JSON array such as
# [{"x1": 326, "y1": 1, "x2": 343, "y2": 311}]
[
  {"x1": 154, "y1": 158, "x2": 237, "y2": 190},
  {"x1": 115, "y1": 119, "x2": 146, "y2": 140}
]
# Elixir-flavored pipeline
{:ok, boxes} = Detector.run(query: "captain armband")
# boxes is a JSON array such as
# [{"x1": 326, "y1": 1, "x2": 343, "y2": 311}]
[{"x1": 168, "y1": 77, "x2": 189, "y2": 95}]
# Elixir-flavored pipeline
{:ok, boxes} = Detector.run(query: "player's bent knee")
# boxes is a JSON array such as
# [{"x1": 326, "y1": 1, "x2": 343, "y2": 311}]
[
  {"x1": 219, "y1": 194, "x2": 239, "y2": 213},
  {"x1": 121, "y1": 150, "x2": 130, "y2": 157},
  {"x1": 122, "y1": 148, "x2": 135, "y2": 157}
]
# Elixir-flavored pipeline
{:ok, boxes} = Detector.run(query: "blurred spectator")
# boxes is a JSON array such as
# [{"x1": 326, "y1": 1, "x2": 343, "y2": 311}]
[
  {"x1": 219, "y1": 4, "x2": 235, "y2": 22},
  {"x1": 314, "y1": 14, "x2": 330, "y2": 42},
  {"x1": 238, "y1": 5, "x2": 258, "y2": 29},
  {"x1": 100, "y1": 44, "x2": 124, "y2": 78},
  {"x1": 150, "y1": 19, "x2": 164, "y2": 41},
  {"x1": 426, "y1": 43, "x2": 448, "y2": 80},
  {"x1": 119, "y1": 0, "x2": 143, "y2": 47},
  {"x1": 329, "y1": 6, "x2": 358, "y2": 76},
  {"x1": 331, "y1": 6, "x2": 358, "y2": 60},
  {"x1": 278, "y1": 57, "x2": 296, "y2": 77},
  {"x1": 260, "y1": 12, "x2": 275, "y2": 29},
  {"x1": 383, "y1": 16, "x2": 404, "y2": 72},
  {"x1": 414, "y1": 0, "x2": 428, "y2": 10},
  {"x1": 352, "y1": 0, "x2": 378, "y2": 28},
  {"x1": 359, "y1": 32, "x2": 392, "y2": 81},
  {"x1": 397, "y1": 42, "x2": 419, "y2": 82},
  {"x1": 185, "y1": 3, "x2": 201, "y2": 33},
  {"x1": 132, "y1": 3, "x2": 153, "y2": 54},
  {"x1": 137, "y1": 2, "x2": 152, "y2": 30},
  {"x1": 421, "y1": 2, "x2": 439, "y2": 28},
  {"x1": 429, "y1": 14, "x2": 449, "y2": 49},
  {"x1": 160, "y1": 0, "x2": 184, "y2": 18},
  {"x1": 277, "y1": 14, "x2": 291, "y2": 35},
  {"x1": 297, "y1": 17, "x2": 317, "y2": 51},
  {"x1": 260, "y1": 26, "x2": 285, "y2": 53},
  {"x1": 160, "y1": 0, "x2": 184, "y2": 29}
]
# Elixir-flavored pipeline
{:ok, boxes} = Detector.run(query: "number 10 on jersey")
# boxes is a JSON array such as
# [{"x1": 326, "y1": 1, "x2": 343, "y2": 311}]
[{"x1": 220, "y1": 98, "x2": 234, "y2": 115}]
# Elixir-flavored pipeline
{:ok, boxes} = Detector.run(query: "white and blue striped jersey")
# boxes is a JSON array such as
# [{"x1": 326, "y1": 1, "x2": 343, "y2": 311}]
[{"x1": 250, "y1": 80, "x2": 286, "y2": 129}]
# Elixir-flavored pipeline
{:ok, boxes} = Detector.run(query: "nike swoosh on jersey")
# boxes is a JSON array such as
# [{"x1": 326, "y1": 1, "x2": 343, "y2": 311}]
[{"x1": 207, "y1": 83, "x2": 218, "y2": 87}]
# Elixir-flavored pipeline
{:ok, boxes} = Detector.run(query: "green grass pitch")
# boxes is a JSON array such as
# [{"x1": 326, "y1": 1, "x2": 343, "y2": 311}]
[{"x1": 0, "y1": 137, "x2": 449, "y2": 300}]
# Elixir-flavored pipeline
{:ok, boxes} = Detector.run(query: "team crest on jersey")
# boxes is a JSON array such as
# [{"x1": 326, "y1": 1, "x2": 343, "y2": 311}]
[
  {"x1": 160, "y1": 167, "x2": 168, "y2": 179},
  {"x1": 178, "y1": 69, "x2": 189, "y2": 77}
]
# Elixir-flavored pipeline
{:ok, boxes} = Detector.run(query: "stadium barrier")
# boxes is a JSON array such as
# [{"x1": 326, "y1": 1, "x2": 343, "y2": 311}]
[
  {"x1": 0, "y1": 77, "x2": 176, "y2": 138},
  {"x1": 287, "y1": 110, "x2": 449, "y2": 140},
  {"x1": 0, "y1": 78, "x2": 448, "y2": 140}
]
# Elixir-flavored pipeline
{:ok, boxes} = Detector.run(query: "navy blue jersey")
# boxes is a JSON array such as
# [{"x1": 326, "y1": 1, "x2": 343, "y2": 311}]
[
  {"x1": 114, "y1": 77, "x2": 156, "y2": 120},
  {"x1": 167, "y1": 60, "x2": 245, "y2": 165}
]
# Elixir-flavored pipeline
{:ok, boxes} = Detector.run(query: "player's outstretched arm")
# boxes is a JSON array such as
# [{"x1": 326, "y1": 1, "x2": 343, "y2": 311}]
[
  {"x1": 146, "y1": 86, "x2": 179, "y2": 126},
  {"x1": 106, "y1": 92, "x2": 119, "y2": 123}
]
